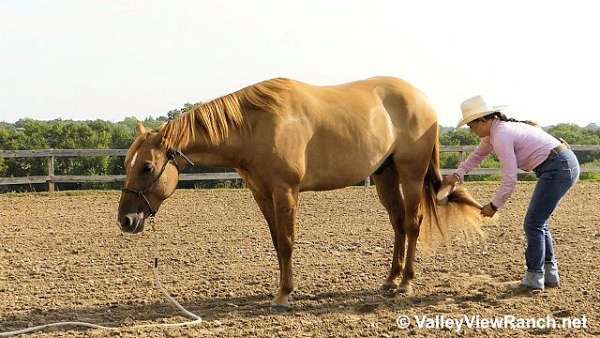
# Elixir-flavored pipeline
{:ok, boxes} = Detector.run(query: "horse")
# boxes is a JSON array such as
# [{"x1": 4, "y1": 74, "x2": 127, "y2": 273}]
[{"x1": 117, "y1": 76, "x2": 483, "y2": 309}]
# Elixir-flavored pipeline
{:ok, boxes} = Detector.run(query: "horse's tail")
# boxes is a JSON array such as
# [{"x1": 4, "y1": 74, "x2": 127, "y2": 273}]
[{"x1": 420, "y1": 128, "x2": 483, "y2": 244}]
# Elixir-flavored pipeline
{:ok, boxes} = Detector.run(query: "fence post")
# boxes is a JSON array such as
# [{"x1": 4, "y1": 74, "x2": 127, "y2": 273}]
[{"x1": 47, "y1": 155, "x2": 55, "y2": 192}]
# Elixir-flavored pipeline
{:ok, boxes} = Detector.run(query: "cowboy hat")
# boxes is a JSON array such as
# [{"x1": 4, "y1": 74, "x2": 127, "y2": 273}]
[{"x1": 456, "y1": 95, "x2": 507, "y2": 128}]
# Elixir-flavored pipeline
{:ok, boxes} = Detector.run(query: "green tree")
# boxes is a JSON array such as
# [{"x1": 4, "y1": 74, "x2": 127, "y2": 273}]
[{"x1": 440, "y1": 128, "x2": 479, "y2": 145}]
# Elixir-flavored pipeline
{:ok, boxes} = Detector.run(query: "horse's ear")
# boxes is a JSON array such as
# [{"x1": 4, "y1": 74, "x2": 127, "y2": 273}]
[{"x1": 135, "y1": 122, "x2": 146, "y2": 136}]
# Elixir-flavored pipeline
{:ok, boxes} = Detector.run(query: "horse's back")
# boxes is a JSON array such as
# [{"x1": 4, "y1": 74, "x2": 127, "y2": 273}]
[
  {"x1": 287, "y1": 76, "x2": 438, "y2": 147},
  {"x1": 265, "y1": 77, "x2": 438, "y2": 191},
  {"x1": 287, "y1": 76, "x2": 436, "y2": 125}
]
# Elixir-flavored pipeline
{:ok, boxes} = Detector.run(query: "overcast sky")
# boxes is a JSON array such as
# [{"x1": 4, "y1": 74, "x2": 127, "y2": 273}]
[{"x1": 1, "y1": 0, "x2": 598, "y2": 127}]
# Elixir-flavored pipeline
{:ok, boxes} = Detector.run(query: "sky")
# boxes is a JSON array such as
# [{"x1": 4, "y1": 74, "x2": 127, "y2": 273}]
[{"x1": 1, "y1": 0, "x2": 599, "y2": 127}]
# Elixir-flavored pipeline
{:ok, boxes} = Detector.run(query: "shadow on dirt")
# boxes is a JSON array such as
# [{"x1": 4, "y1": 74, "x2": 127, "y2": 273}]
[{"x1": 0, "y1": 285, "x2": 520, "y2": 334}]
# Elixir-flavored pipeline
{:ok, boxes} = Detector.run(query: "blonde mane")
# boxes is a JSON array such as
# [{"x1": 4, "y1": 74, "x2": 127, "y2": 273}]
[{"x1": 161, "y1": 78, "x2": 291, "y2": 149}]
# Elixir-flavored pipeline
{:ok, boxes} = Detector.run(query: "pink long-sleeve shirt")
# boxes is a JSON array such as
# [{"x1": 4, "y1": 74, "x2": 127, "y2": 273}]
[{"x1": 454, "y1": 119, "x2": 560, "y2": 209}]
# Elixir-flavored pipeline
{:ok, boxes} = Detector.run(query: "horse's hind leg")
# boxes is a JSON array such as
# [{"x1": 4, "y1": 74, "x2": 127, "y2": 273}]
[
  {"x1": 396, "y1": 176, "x2": 425, "y2": 293},
  {"x1": 372, "y1": 165, "x2": 405, "y2": 290}
]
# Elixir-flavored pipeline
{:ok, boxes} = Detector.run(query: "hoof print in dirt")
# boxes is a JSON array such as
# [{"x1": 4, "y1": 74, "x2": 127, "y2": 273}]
[
  {"x1": 355, "y1": 302, "x2": 380, "y2": 313},
  {"x1": 270, "y1": 304, "x2": 291, "y2": 312}
]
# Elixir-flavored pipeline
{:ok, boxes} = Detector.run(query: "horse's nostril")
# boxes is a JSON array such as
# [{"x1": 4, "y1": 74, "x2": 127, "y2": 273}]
[{"x1": 120, "y1": 215, "x2": 133, "y2": 229}]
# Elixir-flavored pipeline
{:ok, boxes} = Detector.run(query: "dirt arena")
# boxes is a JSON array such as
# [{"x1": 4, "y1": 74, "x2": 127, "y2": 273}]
[{"x1": 1, "y1": 182, "x2": 599, "y2": 337}]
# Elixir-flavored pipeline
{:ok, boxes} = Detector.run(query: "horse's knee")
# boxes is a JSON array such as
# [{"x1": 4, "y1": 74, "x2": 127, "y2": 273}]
[
  {"x1": 276, "y1": 238, "x2": 294, "y2": 258},
  {"x1": 279, "y1": 246, "x2": 292, "y2": 259}
]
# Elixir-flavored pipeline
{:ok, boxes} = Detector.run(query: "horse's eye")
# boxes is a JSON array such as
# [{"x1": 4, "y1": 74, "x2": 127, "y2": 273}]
[{"x1": 142, "y1": 163, "x2": 153, "y2": 174}]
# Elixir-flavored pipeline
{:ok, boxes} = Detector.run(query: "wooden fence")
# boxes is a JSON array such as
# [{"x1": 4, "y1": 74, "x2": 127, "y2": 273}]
[{"x1": 1, "y1": 145, "x2": 599, "y2": 191}]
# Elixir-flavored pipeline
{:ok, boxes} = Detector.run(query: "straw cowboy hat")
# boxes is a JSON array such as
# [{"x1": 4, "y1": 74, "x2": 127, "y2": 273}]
[{"x1": 456, "y1": 95, "x2": 507, "y2": 128}]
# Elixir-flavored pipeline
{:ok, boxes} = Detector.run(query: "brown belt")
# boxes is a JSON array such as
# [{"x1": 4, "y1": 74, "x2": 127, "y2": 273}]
[{"x1": 534, "y1": 143, "x2": 569, "y2": 171}]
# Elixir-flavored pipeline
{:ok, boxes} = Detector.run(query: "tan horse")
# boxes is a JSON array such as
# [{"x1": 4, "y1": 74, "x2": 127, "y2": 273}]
[{"x1": 117, "y1": 76, "x2": 482, "y2": 309}]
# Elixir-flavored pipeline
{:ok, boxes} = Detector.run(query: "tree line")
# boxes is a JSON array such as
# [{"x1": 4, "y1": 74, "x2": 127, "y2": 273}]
[{"x1": 1, "y1": 110, "x2": 599, "y2": 191}]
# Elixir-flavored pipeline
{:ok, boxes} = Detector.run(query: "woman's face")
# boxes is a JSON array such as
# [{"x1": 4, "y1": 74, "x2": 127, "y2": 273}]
[{"x1": 467, "y1": 118, "x2": 492, "y2": 137}]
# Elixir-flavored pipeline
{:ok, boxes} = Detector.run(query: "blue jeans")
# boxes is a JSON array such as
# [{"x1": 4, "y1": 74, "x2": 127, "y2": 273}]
[{"x1": 525, "y1": 149, "x2": 580, "y2": 274}]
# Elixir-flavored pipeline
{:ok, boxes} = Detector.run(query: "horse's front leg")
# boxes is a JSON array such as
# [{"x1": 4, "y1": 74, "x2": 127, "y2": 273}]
[
  {"x1": 271, "y1": 185, "x2": 299, "y2": 309},
  {"x1": 249, "y1": 186, "x2": 280, "y2": 270}
]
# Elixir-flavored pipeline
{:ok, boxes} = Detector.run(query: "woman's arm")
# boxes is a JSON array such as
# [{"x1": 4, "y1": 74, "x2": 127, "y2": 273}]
[
  {"x1": 490, "y1": 138, "x2": 519, "y2": 210},
  {"x1": 453, "y1": 138, "x2": 493, "y2": 182}
]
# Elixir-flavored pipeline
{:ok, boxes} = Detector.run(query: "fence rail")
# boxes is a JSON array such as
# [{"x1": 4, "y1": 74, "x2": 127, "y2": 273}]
[{"x1": 1, "y1": 145, "x2": 599, "y2": 190}]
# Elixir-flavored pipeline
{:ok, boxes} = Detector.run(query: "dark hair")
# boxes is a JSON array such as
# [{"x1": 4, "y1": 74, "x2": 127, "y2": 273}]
[{"x1": 481, "y1": 112, "x2": 538, "y2": 127}]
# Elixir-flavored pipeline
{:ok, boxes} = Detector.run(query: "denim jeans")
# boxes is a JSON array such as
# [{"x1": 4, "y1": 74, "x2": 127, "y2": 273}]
[{"x1": 525, "y1": 149, "x2": 580, "y2": 274}]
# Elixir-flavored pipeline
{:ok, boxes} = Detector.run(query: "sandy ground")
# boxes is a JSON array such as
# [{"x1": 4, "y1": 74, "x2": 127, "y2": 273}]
[{"x1": 1, "y1": 182, "x2": 599, "y2": 337}]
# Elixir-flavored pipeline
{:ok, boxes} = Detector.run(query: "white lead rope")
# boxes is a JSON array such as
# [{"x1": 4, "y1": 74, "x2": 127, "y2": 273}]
[{"x1": 0, "y1": 223, "x2": 203, "y2": 337}]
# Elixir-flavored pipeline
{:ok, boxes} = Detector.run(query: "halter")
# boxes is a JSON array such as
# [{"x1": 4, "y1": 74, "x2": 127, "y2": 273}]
[{"x1": 122, "y1": 149, "x2": 194, "y2": 217}]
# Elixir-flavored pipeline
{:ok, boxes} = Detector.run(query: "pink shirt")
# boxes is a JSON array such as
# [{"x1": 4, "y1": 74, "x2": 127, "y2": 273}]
[{"x1": 454, "y1": 119, "x2": 560, "y2": 209}]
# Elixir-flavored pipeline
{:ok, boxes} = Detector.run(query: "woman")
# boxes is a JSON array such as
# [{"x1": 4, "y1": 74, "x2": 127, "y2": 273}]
[{"x1": 443, "y1": 95, "x2": 580, "y2": 291}]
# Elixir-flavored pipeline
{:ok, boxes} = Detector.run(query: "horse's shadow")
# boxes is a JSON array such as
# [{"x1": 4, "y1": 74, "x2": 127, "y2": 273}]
[{"x1": 0, "y1": 287, "x2": 505, "y2": 333}]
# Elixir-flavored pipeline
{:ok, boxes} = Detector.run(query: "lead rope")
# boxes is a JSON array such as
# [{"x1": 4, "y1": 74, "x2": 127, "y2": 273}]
[
  {"x1": 0, "y1": 218, "x2": 202, "y2": 337},
  {"x1": 148, "y1": 217, "x2": 203, "y2": 326}
]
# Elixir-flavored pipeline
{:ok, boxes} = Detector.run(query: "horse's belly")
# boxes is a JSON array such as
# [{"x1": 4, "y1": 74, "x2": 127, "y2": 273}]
[{"x1": 299, "y1": 136, "x2": 394, "y2": 191}]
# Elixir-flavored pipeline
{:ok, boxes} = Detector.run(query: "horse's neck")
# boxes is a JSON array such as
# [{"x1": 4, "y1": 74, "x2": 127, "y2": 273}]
[{"x1": 183, "y1": 132, "x2": 245, "y2": 168}]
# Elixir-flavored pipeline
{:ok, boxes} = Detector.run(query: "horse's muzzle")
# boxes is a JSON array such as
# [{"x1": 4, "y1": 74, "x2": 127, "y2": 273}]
[{"x1": 118, "y1": 212, "x2": 145, "y2": 234}]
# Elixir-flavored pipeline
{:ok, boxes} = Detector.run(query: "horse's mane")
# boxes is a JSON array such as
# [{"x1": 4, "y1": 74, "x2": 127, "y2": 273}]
[{"x1": 161, "y1": 78, "x2": 291, "y2": 149}]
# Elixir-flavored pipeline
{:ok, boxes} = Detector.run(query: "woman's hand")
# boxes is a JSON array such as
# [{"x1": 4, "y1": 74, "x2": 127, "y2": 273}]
[
  {"x1": 480, "y1": 203, "x2": 497, "y2": 217},
  {"x1": 442, "y1": 174, "x2": 459, "y2": 186}
]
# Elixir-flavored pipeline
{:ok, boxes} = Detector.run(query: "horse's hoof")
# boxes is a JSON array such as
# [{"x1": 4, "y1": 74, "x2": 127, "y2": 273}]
[
  {"x1": 397, "y1": 285, "x2": 412, "y2": 294},
  {"x1": 271, "y1": 293, "x2": 291, "y2": 311},
  {"x1": 380, "y1": 281, "x2": 398, "y2": 291}
]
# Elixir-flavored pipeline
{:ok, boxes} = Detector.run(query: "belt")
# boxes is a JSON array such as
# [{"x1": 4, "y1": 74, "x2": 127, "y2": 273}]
[{"x1": 533, "y1": 143, "x2": 569, "y2": 171}]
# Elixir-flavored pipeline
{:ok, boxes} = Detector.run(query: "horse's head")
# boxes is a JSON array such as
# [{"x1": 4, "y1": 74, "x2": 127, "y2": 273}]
[{"x1": 117, "y1": 123, "x2": 181, "y2": 233}]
